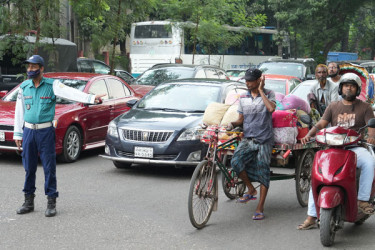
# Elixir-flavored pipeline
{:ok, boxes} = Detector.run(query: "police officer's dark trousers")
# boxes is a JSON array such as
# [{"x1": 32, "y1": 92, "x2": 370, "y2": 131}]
[{"x1": 22, "y1": 126, "x2": 59, "y2": 198}]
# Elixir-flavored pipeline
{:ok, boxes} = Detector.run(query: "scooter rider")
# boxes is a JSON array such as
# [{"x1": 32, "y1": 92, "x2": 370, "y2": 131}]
[{"x1": 297, "y1": 72, "x2": 375, "y2": 230}]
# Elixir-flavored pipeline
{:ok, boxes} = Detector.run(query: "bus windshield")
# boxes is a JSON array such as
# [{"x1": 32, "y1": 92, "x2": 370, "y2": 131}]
[{"x1": 134, "y1": 25, "x2": 172, "y2": 39}]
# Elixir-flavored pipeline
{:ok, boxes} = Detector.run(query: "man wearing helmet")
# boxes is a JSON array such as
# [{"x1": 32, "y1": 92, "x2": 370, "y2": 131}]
[{"x1": 297, "y1": 72, "x2": 375, "y2": 230}]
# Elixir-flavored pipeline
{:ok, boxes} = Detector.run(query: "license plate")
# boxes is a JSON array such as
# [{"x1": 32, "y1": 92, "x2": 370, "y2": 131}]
[
  {"x1": 0, "y1": 131, "x2": 5, "y2": 142},
  {"x1": 134, "y1": 146, "x2": 153, "y2": 158}
]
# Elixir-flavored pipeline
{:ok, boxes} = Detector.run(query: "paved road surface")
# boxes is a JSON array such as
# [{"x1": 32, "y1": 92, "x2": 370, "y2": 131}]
[{"x1": 1, "y1": 149, "x2": 375, "y2": 250}]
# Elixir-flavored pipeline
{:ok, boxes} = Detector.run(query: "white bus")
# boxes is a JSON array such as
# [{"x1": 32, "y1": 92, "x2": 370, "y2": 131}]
[{"x1": 129, "y1": 21, "x2": 283, "y2": 76}]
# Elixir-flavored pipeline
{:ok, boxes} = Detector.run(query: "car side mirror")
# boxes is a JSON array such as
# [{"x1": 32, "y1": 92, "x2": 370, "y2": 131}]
[
  {"x1": 306, "y1": 74, "x2": 315, "y2": 80},
  {"x1": 126, "y1": 99, "x2": 138, "y2": 108}
]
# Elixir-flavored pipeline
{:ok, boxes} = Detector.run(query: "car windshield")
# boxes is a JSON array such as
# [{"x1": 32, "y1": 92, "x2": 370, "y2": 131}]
[
  {"x1": 265, "y1": 79, "x2": 287, "y2": 95},
  {"x1": 134, "y1": 67, "x2": 195, "y2": 86},
  {"x1": 2, "y1": 79, "x2": 87, "y2": 103},
  {"x1": 137, "y1": 84, "x2": 221, "y2": 112},
  {"x1": 291, "y1": 83, "x2": 310, "y2": 103},
  {"x1": 259, "y1": 63, "x2": 304, "y2": 79}
]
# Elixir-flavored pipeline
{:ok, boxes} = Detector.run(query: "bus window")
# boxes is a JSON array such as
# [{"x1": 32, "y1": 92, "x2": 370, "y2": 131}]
[{"x1": 135, "y1": 25, "x2": 172, "y2": 39}]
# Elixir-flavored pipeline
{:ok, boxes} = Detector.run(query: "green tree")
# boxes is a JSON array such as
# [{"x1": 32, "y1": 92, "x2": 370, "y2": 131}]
[
  {"x1": 0, "y1": 0, "x2": 64, "y2": 67},
  {"x1": 347, "y1": 2, "x2": 375, "y2": 60},
  {"x1": 266, "y1": 0, "x2": 374, "y2": 63},
  {"x1": 71, "y1": 0, "x2": 156, "y2": 73}
]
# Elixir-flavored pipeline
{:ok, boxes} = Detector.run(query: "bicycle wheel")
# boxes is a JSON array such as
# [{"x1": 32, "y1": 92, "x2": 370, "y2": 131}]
[
  {"x1": 221, "y1": 154, "x2": 245, "y2": 199},
  {"x1": 295, "y1": 149, "x2": 314, "y2": 207},
  {"x1": 188, "y1": 160, "x2": 216, "y2": 229}
]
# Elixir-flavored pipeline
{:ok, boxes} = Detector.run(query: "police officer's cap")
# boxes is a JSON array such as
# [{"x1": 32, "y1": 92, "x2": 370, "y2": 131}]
[{"x1": 25, "y1": 55, "x2": 44, "y2": 66}]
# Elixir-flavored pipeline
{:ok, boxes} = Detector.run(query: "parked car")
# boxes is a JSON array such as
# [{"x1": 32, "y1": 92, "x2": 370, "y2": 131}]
[
  {"x1": 258, "y1": 58, "x2": 316, "y2": 81},
  {"x1": 0, "y1": 72, "x2": 142, "y2": 162},
  {"x1": 239, "y1": 74, "x2": 302, "y2": 95},
  {"x1": 77, "y1": 58, "x2": 135, "y2": 83},
  {"x1": 101, "y1": 79, "x2": 246, "y2": 168},
  {"x1": 131, "y1": 64, "x2": 230, "y2": 96}
]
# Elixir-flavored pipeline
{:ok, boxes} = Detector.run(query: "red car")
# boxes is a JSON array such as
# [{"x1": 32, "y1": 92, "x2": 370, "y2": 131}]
[
  {"x1": 0, "y1": 72, "x2": 142, "y2": 162},
  {"x1": 239, "y1": 74, "x2": 302, "y2": 95},
  {"x1": 263, "y1": 74, "x2": 302, "y2": 95}
]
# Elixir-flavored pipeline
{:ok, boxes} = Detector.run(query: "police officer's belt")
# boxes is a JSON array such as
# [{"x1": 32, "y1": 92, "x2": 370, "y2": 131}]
[{"x1": 24, "y1": 121, "x2": 53, "y2": 130}]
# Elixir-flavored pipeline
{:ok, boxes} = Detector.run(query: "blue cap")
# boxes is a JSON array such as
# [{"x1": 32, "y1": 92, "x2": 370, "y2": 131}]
[{"x1": 25, "y1": 55, "x2": 44, "y2": 66}]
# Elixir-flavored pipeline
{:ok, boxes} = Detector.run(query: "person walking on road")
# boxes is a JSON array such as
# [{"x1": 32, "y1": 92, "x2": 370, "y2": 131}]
[
  {"x1": 14, "y1": 55, "x2": 105, "y2": 217},
  {"x1": 226, "y1": 68, "x2": 276, "y2": 220}
]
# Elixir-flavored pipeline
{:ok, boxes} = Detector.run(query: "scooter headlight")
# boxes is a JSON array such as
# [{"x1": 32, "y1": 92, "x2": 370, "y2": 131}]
[{"x1": 316, "y1": 133, "x2": 359, "y2": 146}]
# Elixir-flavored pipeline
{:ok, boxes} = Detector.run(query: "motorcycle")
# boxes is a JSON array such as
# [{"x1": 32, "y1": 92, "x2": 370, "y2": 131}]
[{"x1": 311, "y1": 118, "x2": 375, "y2": 246}]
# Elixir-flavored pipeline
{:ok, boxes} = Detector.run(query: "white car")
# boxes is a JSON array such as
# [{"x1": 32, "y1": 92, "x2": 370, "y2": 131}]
[{"x1": 289, "y1": 80, "x2": 316, "y2": 103}]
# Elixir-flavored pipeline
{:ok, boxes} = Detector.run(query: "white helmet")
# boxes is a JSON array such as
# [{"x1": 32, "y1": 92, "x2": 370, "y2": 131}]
[{"x1": 339, "y1": 73, "x2": 362, "y2": 96}]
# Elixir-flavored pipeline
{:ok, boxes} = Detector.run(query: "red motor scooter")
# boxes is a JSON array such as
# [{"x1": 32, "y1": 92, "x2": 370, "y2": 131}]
[{"x1": 311, "y1": 118, "x2": 375, "y2": 247}]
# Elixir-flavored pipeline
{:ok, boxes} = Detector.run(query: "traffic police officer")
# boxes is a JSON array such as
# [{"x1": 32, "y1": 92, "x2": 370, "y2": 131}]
[{"x1": 14, "y1": 55, "x2": 104, "y2": 217}]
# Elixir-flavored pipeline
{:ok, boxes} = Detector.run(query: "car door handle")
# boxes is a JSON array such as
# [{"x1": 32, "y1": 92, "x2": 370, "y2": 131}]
[{"x1": 109, "y1": 105, "x2": 114, "y2": 110}]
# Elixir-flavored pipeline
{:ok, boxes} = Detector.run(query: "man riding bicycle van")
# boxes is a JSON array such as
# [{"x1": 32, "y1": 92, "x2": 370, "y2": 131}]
[{"x1": 227, "y1": 68, "x2": 276, "y2": 220}]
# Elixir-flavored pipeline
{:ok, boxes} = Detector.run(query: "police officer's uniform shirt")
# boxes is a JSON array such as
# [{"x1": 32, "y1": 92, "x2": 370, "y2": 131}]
[{"x1": 13, "y1": 77, "x2": 96, "y2": 140}]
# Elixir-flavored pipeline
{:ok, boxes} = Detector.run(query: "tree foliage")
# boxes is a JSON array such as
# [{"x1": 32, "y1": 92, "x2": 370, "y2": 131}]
[
  {"x1": 265, "y1": 0, "x2": 374, "y2": 63},
  {"x1": 0, "y1": 0, "x2": 63, "y2": 66},
  {"x1": 155, "y1": 0, "x2": 267, "y2": 63},
  {"x1": 70, "y1": 0, "x2": 156, "y2": 72}
]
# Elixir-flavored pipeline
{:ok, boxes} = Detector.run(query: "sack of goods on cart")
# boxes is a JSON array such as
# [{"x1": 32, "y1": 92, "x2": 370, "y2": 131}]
[
  {"x1": 273, "y1": 93, "x2": 313, "y2": 145},
  {"x1": 200, "y1": 89, "x2": 247, "y2": 143}
]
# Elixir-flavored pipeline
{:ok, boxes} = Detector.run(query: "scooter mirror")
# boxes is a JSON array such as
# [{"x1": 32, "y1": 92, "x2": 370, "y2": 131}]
[
  {"x1": 367, "y1": 118, "x2": 375, "y2": 128},
  {"x1": 299, "y1": 115, "x2": 312, "y2": 125}
]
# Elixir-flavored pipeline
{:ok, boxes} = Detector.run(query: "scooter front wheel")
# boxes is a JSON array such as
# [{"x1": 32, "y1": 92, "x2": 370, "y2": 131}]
[{"x1": 320, "y1": 208, "x2": 337, "y2": 247}]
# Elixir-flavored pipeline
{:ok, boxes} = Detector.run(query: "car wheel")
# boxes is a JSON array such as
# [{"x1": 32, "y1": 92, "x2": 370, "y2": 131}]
[
  {"x1": 113, "y1": 161, "x2": 132, "y2": 169},
  {"x1": 58, "y1": 126, "x2": 82, "y2": 163}
]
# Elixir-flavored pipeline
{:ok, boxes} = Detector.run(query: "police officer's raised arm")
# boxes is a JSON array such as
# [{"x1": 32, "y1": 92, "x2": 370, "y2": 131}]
[
  {"x1": 13, "y1": 88, "x2": 25, "y2": 149},
  {"x1": 52, "y1": 80, "x2": 105, "y2": 104}
]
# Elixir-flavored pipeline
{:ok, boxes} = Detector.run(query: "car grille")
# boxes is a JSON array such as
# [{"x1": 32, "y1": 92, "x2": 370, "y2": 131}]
[
  {"x1": 0, "y1": 141, "x2": 16, "y2": 147},
  {"x1": 120, "y1": 128, "x2": 174, "y2": 142},
  {"x1": 117, "y1": 151, "x2": 178, "y2": 160},
  {"x1": 0, "y1": 125, "x2": 14, "y2": 131}
]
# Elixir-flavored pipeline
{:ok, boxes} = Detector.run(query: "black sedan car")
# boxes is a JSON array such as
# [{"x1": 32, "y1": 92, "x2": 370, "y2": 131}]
[{"x1": 100, "y1": 79, "x2": 246, "y2": 168}]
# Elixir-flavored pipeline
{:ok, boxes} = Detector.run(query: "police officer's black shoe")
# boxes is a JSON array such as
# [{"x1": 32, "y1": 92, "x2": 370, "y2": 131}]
[
  {"x1": 16, "y1": 194, "x2": 35, "y2": 214},
  {"x1": 45, "y1": 197, "x2": 57, "y2": 217}
]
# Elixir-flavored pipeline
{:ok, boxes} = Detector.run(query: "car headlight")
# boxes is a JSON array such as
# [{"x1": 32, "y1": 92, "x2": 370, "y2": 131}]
[
  {"x1": 177, "y1": 126, "x2": 203, "y2": 141},
  {"x1": 107, "y1": 120, "x2": 119, "y2": 138}
]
